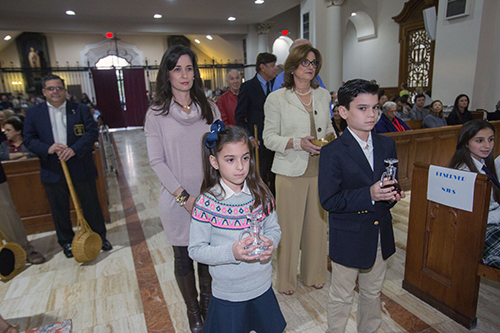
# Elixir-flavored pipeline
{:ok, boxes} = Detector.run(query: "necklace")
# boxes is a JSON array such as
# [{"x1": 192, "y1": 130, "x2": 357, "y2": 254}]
[
  {"x1": 296, "y1": 92, "x2": 312, "y2": 106},
  {"x1": 294, "y1": 88, "x2": 311, "y2": 96},
  {"x1": 173, "y1": 99, "x2": 193, "y2": 109}
]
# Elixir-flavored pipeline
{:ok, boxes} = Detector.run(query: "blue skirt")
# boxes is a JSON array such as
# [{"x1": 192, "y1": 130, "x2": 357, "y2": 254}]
[{"x1": 203, "y1": 286, "x2": 286, "y2": 333}]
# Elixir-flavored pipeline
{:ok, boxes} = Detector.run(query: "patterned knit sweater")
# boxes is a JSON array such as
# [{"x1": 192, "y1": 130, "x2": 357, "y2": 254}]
[{"x1": 188, "y1": 183, "x2": 281, "y2": 302}]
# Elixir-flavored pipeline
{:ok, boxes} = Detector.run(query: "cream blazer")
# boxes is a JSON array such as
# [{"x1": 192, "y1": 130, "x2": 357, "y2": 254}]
[{"x1": 263, "y1": 87, "x2": 335, "y2": 177}]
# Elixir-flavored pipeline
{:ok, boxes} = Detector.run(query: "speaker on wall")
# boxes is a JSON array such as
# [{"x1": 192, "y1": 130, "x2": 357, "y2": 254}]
[
  {"x1": 423, "y1": 7, "x2": 437, "y2": 41},
  {"x1": 446, "y1": 0, "x2": 469, "y2": 20}
]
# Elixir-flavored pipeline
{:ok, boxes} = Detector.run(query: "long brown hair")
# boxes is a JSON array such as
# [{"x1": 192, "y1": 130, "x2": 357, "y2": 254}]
[
  {"x1": 152, "y1": 45, "x2": 214, "y2": 124},
  {"x1": 283, "y1": 44, "x2": 322, "y2": 90},
  {"x1": 200, "y1": 126, "x2": 275, "y2": 215},
  {"x1": 448, "y1": 119, "x2": 499, "y2": 203},
  {"x1": 451, "y1": 94, "x2": 470, "y2": 123}
]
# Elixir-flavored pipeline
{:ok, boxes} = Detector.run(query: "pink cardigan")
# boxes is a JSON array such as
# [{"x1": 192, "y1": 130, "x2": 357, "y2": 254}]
[{"x1": 145, "y1": 101, "x2": 220, "y2": 246}]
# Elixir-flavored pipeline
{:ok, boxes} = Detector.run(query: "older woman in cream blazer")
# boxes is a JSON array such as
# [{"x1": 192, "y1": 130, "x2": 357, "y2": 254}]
[{"x1": 263, "y1": 44, "x2": 334, "y2": 295}]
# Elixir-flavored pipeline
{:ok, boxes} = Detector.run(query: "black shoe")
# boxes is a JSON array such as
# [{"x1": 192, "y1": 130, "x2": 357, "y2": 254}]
[
  {"x1": 62, "y1": 244, "x2": 73, "y2": 258},
  {"x1": 101, "y1": 239, "x2": 113, "y2": 251}
]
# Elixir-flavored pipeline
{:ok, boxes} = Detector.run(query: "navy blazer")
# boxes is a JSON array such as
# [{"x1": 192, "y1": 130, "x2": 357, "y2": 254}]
[
  {"x1": 234, "y1": 75, "x2": 271, "y2": 143},
  {"x1": 318, "y1": 129, "x2": 398, "y2": 269},
  {"x1": 24, "y1": 101, "x2": 98, "y2": 183}
]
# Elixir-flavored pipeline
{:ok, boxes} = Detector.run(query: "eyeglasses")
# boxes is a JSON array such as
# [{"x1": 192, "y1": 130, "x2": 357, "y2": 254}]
[
  {"x1": 300, "y1": 59, "x2": 320, "y2": 68},
  {"x1": 44, "y1": 86, "x2": 65, "y2": 91}
]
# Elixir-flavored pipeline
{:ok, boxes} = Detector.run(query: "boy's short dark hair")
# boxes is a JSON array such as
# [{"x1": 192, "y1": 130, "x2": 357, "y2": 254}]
[
  {"x1": 415, "y1": 93, "x2": 425, "y2": 100},
  {"x1": 256, "y1": 53, "x2": 277, "y2": 73},
  {"x1": 337, "y1": 79, "x2": 379, "y2": 110}
]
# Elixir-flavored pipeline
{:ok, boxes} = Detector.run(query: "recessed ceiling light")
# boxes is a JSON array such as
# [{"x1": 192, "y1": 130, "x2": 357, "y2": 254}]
[
  {"x1": 255, "y1": 0, "x2": 264, "y2": 4},
  {"x1": 4, "y1": 35, "x2": 12, "y2": 41},
  {"x1": 194, "y1": 39, "x2": 201, "y2": 44},
  {"x1": 351, "y1": 12, "x2": 357, "y2": 16},
  {"x1": 154, "y1": 14, "x2": 162, "y2": 19},
  {"x1": 228, "y1": 16, "x2": 236, "y2": 21},
  {"x1": 66, "y1": 10, "x2": 76, "y2": 16},
  {"x1": 206, "y1": 35, "x2": 213, "y2": 40}
]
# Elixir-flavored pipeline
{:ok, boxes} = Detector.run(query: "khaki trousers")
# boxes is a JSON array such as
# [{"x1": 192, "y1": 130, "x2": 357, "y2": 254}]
[
  {"x1": 326, "y1": 247, "x2": 387, "y2": 333},
  {"x1": 0, "y1": 182, "x2": 32, "y2": 252},
  {"x1": 275, "y1": 174, "x2": 328, "y2": 292}
]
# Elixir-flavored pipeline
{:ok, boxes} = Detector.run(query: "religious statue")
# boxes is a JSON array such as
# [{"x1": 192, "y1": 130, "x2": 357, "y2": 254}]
[{"x1": 29, "y1": 47, "x2": 41, "y2": 68}]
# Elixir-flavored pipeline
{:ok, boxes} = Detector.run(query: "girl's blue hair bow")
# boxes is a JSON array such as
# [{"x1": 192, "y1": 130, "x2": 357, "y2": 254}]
[{"x1": 204, "y1": 119, "x2": 225, "y2": 148}]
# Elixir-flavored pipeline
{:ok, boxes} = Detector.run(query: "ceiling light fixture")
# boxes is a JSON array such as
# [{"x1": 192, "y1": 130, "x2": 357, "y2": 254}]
[
  {"x1": 351, "y1": 12, "x2": 357, "y2": 16},
  {"x1": 228, "y1": 16, "x2": 236, "y2": 21},
  {"x1": 255, "y1": 0, "x2": 265, "y2": 4},
  {"x1": 206, "y1": 35, "x2": 213, "y2": 40},
  {"x1": 66, "y1": 10, "x2": 76, "y2": 16},
  {"x1": 4, "y1": 35, "x2": 12, "y2": 41},
  {"x1": 194, "y1": 39, "x2": 201, "y2": 44},
  {"x1": 154, "y1": 14, "x2": 162, "y2": 19}
]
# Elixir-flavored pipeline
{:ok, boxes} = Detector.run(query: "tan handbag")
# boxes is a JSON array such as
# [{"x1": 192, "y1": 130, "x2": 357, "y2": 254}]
[
  {"x1": 61, "y1": 160, "x2": 102, "y2": 263},
  {"x1": 0, "y1": 228, "x2": 26, "y2": 280}
]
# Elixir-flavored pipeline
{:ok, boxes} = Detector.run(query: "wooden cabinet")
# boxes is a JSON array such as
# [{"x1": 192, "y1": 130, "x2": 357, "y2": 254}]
[{"x1": 2, "y1": 147, "x2": 109, "y2": 234}]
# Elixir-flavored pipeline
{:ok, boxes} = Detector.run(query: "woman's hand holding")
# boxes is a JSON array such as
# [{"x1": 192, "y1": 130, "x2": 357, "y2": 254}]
[
  {"x1": 301, "y1": 136, "x2": 321, "y2": 155},
  {"x1": 232, "y1": 236, "x2": 259, "y2": 261},
  {"x1": 183, "y1": 195, "x2": 196, "y2": 214},
  {"x1": 258, "y1": 235, "x2": 274, "y2": 261}
]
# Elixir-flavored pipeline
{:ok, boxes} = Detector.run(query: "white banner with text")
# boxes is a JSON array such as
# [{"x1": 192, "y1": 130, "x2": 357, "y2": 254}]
[{"x1": 427, "y1": 165, "x2": 477, "y2": 212}]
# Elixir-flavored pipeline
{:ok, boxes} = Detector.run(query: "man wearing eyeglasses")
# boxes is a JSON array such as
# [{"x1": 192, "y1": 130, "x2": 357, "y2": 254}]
[
  {"x1": 24, "y1": 74, "x2": 112, "y2": 259},
  {"x1": 235, "y1": 52, "x2": 278, "y2": 194}
]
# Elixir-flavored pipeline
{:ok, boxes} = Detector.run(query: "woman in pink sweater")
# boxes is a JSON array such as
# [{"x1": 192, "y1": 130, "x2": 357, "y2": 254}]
[{"x1": 144, "y1": 45, "x2": 220, "y2": 333}]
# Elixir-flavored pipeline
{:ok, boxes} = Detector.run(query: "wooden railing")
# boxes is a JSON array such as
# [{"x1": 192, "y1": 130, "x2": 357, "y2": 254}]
[{"x1": 382, "y1": 120, "x2": 500, "y2": 191}]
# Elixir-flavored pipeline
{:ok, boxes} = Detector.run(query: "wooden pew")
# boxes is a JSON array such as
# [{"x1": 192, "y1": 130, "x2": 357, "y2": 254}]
[
  {"x1": 404, "y1": 119, "x2": 422, "y2": 130},
  {"x1": 1, "y1": 146, "x2": 110, "y2": 234},
  {"x1": 382, "y1": 120, "x2": 500, "y2": 191},
  {"x1": 403, "y1": 162, "x2": 500, "y2": 329}
]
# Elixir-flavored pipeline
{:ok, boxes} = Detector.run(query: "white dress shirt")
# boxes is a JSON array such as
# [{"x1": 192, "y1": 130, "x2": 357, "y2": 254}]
[
  {"x1": 47, "y1": 101, "x2": 67, "y2": 145},
  {"x1": 348, "y1": 127, "x2": 374, "y2": 171}
]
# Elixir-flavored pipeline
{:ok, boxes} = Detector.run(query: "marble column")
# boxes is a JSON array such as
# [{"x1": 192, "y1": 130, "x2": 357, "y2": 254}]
[
  {"x1": 325, "y1": 0, "x2": 344, "y2": 92},
  {"x1": 257, "y1": 21, "x2": 274, "y2": 53}
]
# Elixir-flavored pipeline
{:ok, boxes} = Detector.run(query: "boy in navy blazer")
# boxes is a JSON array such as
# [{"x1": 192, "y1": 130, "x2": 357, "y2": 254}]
[
  {"x1": 318, "y1": 79, "x2": 405, "y2": 332},
  {"x1": 24, "y1": 74, "x2": 112, "y2": 258}
]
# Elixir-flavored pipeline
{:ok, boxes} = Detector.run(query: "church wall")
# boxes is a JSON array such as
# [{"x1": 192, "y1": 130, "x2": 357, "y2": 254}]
[
  {"x1": 472, "y1": 0, "x2": 500, "y2": 112},
  {"x1": 341, "y1": 0, "x2": 404, "y2": 88},
  {"x1": 0, "y1": 33, "x2": 213, "y2": 69},
  {"x1": 243, "y1": 5, "x2": 300, "y2": 81},
  {"x1": 432, "y1": 0, "x2": 484, "y2": 108},
  {"x1": 0, "y1": 40, "x2": 20, "y2": 67}
]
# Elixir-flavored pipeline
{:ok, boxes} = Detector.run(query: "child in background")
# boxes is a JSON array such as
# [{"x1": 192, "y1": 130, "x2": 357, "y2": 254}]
[
  {"x1": 188, "y1": 121, "x2": 286, "y2": 333},
  {"x1": 448, "y1": 119, "x2": 500, "y2": 268}
]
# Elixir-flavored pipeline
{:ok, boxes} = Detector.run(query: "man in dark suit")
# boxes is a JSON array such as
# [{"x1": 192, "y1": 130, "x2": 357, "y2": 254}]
[
  {"x1": 318, "y1": 79, "x2": 405, "y2": 332},
  {"x1": 24, "y1": 74, "x2": 111, "y2": 258},
  {"x1": 235, "y1": 52, "x2": 277, "y2": 193}
]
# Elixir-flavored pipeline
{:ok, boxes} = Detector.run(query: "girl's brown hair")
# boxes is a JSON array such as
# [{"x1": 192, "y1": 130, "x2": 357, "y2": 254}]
[
  {"x1": 200, "y1": 126, "x2": 275, "y2": 215},
  {"x1": 448, "y1": 119, "x2": 499, "y2": 203}
]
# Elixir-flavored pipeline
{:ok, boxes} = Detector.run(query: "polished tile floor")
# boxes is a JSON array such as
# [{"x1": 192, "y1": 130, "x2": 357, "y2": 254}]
[{"x1": 1, "y1": 129, "x2": 499, "y2": 332}]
